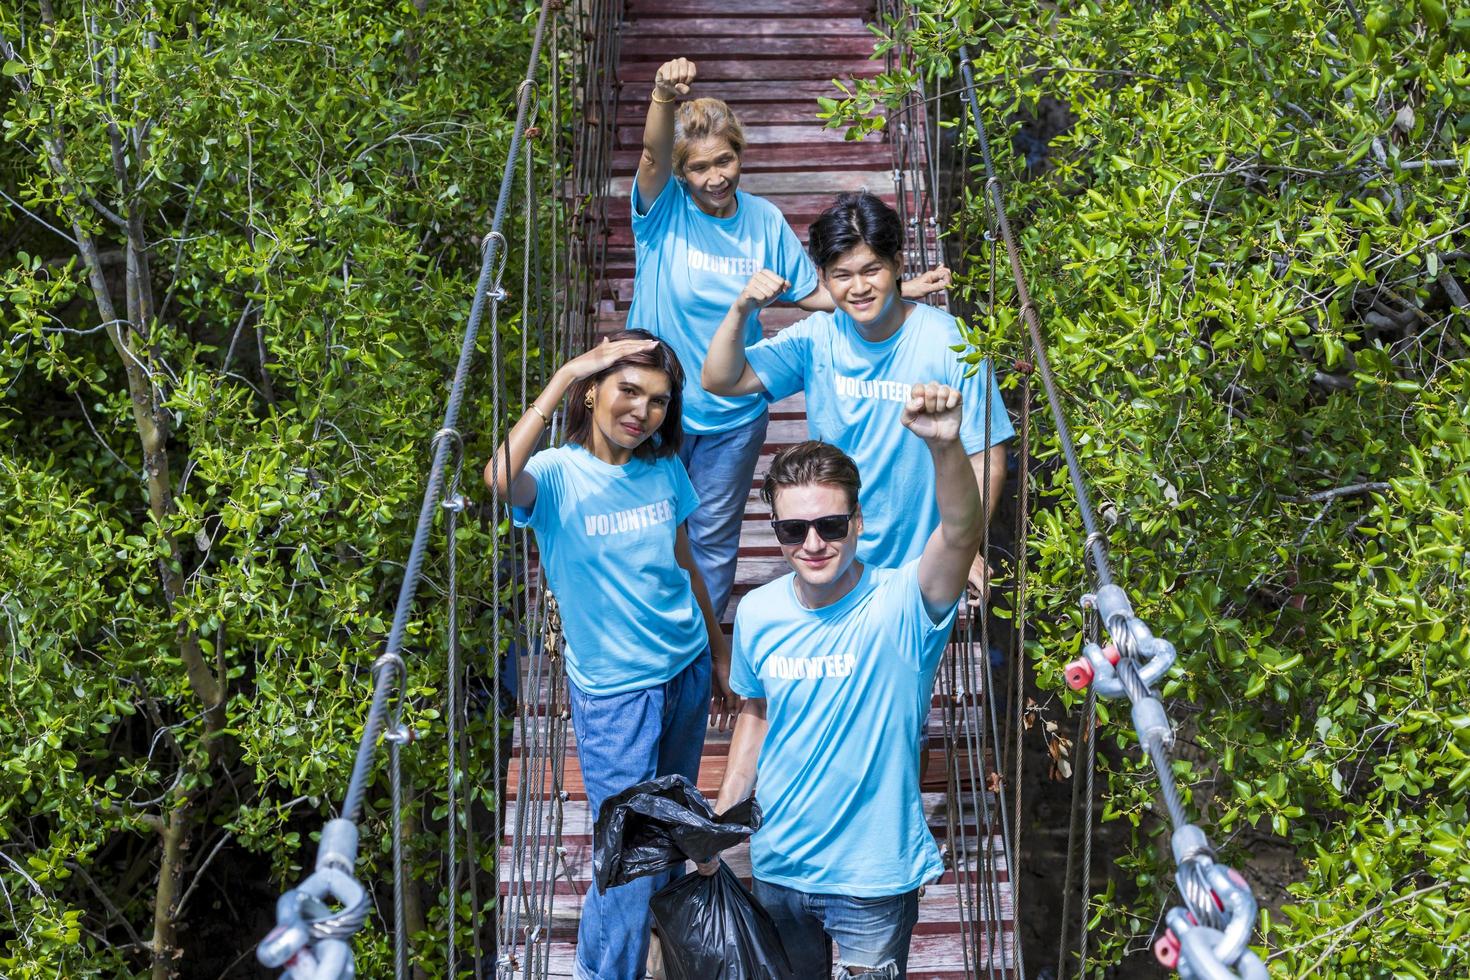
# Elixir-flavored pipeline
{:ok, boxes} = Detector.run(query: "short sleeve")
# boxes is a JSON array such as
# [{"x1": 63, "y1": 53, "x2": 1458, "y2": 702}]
[
  {"x1": 771, "y1": 212, "x2": 818, "y2": 303},
  {"x1": 729, "y1": 608, "x2": 765, "y2": 699},
  {"x1": 668, "y1": 455, "x2": 701, "y2": 525},
  {"x1": 958, "y1": 357, "x2": 1015, "y2": 455},
  {"x1": 631, "y1": 175, "x2": 682, "y2": 236},
  {"x1": 510, "y1": 450, "x2": 561, "y2": 534},
  {"x1": 889, "y1": 560, "x2": 957, "y2": 670},
  {"x1": 745, "y1": 314, "x2": 817, "y2": 402}
]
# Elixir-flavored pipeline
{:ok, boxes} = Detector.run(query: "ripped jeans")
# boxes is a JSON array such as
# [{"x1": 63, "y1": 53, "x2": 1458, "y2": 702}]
[{"x1": 752, "y1": 880, "x2": 920, "y2": 979}]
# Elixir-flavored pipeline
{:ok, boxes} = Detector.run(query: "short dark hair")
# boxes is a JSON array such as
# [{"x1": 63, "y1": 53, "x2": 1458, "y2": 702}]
[
  {"x1": 761, "y1": 440, "x2": 862, "y2": 517},
  {"x1": 807, "y1": 191, "x2": 904, "y2": 272},
  {"x1": 563, "y1": 329, "x2": 684, "y2": 460}
]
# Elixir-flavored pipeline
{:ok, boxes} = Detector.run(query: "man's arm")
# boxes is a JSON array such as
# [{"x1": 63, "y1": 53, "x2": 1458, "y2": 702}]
[
  {"x1": 701, "y1": 270, "x2": 786, "y2": 396},
  {"x1": 907, "y1": 383, "x2": 985, "y2": 620},
  {"x1": 696, "y1": 698, "x2": 769, "y2": 874},
  {"x1": 635, "y1": 58, "x2": 695, "y2": 209},
  {"x1": 964, "y1": 442, "x2": 1008, "y2": 603}
]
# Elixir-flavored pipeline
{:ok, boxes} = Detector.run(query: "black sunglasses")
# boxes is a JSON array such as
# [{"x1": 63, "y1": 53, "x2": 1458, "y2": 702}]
[{"x1": 770, "y1": 510, "x2": 856, "y2": 546}]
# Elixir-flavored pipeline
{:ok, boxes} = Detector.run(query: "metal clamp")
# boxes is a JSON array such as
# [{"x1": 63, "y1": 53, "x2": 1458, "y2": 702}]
[
  {"x1": 1070, "y1": 585, "x2": 1176, "y2": 698},
  {"x1": 1155, "y1": 860, "x2": 1262, "y2": 979},
  {"x1": 258, "y1": 820, "x2": 365, "y2": 979}
]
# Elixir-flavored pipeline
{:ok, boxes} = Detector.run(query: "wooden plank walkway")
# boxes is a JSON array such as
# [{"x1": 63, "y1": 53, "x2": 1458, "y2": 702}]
[{"x1": 503, "y1": 1, "x2": 1017, "y2": 975}]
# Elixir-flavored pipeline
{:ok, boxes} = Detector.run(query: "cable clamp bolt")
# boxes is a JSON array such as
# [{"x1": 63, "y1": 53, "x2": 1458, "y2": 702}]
[
  {"x1": 383, "y1": 725, "x2": 416, "y2": 746},
  {"x1": 442, "y1": 494, "x2": 470, "y2": 513}
]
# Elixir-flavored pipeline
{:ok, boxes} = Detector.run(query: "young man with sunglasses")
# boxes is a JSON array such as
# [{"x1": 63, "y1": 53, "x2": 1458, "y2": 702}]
[{"x1": 695, "y1": 384, "x2": 982, "y2": 979}]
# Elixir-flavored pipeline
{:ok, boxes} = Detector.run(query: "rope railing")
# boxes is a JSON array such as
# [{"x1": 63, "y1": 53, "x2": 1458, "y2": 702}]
[
  {"x1": 878, "y1": 4, "x2": 1028, "y2": 974},
  {"x1": 952, "y1": 36, "x2": 1269, "y2": 980},
  {"x1": 254, "y1": 2, "x2": 576, "y2": 976},
  {"x1": 495, "y1": 2, "x2": 621, "y2": 978}
]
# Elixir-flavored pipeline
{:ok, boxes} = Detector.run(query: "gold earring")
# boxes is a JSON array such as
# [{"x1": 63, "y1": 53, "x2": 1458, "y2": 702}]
[{"x1": 584, "y1": 391, "x2": 595, "y2": 410}]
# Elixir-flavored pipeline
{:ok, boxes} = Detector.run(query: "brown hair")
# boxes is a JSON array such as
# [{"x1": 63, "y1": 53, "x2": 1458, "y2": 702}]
[
  {"x1": 761, "y1": 441, "x2": 862, "y2": 517},
  {"x1": 672, "y1": 98, "x2": 746, "y2": 176},
  {"x1": 563, "y1": 330, "x2": 685, "y2": 460}
]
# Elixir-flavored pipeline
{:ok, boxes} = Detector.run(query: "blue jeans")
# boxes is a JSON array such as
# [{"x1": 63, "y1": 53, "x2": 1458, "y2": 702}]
[
  {"x1": 678, "y1": 412, "x2": 769, "y2": 619},
  {"x1": 752, "y1": 880, "x2": 920, "y2": 979},
  {"x1": 568, "y1": 654, "x2": 711, "y2": 980}
]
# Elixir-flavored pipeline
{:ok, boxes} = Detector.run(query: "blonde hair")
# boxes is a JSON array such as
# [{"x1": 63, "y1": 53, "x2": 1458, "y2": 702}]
[{"x1": 672, "y1": 98, "x2": 746, "y2": 175}]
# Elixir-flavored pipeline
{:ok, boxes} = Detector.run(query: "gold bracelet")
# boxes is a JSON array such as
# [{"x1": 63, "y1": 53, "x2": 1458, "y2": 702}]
[
  {"x1": 651, "y1": 88, "x2": 675, "y2": 104},
  {"x1": 529, "y1": 403, "x2": 550, "y2": 425}
]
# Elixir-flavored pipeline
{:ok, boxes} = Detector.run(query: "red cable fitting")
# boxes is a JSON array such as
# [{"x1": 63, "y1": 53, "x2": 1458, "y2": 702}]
[
  {"x1": 1154, "y1": 929, "x2": 1181, "y2": 969},
  {"x1": 1063, "y1": 658, "x2": 1093, "y2": 691},
  {"x1": 1014, "y1": 358, "x2": 1034, "y2": 374},
  {"x1": 1064, "y1": 643, "x2": 1119, "y2": 691},
  {"x1": 525, "y1": 126, "x2": 542, "y2": 139}
]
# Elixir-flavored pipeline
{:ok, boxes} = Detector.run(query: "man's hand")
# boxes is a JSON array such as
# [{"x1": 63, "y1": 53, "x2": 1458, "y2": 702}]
[
  {"x1": 654, "y1": 58, "x2": 696, "y2": 99},
  {"x1": 901, "y1": 381, "x2": 963, "y2": 444},
  {"x1": 695, "y1": 855, "x2": 721, "y2": 877},
  {"x1": 901, "y1": 265, "x2": 952, "y2": 299},
  {"x1": 735, "y1": 269, "x2": 789, "y2": 315}
]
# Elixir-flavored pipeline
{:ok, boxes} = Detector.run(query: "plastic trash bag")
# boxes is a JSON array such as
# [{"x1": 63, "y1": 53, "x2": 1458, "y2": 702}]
[
  {"x1": 593, "y1": 774, "x2": 760, "y2": 891},
  {"x1": 650, "y1": 863, "x2": 798, "y2": 980}
]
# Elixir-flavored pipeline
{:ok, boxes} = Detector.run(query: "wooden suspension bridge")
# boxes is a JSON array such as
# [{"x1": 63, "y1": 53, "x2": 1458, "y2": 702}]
[{"x1": 502, "y1": 1, "x2": 1018, "y2": 976}]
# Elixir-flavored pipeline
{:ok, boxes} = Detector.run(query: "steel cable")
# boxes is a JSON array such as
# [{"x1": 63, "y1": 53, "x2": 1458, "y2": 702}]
[{"x1": 953, "y1": 33, "x2": 1266, "y2": 980}]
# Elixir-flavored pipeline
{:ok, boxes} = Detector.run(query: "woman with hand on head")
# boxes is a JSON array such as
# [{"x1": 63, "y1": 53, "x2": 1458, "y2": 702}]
[
  {"x1": 485, "y1": 329, "x2": 739, "y2": 980},
  {"x1": 631, "y1": 57, "x2": 951, "y2": 624}
]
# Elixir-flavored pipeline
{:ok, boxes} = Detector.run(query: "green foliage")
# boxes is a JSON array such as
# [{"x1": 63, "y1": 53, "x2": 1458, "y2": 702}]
[
  {"x1": 836, "y1": 1, "x2": 1470, "y2": 975},
  {"x1": 1, "y1": 1, "x2": 552, "y2": 974}
]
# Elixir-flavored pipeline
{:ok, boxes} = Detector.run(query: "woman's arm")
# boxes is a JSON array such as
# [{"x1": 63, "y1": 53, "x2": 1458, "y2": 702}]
[
  {"x1": 675, "y1": 526, "x2": 740, "y2": 730},
  {"x1": 484, "y1": 338, "x2": 660, "y2": 508},
  {"x1": 635, "y1": 58, "x2": 696, "y2": 209}
]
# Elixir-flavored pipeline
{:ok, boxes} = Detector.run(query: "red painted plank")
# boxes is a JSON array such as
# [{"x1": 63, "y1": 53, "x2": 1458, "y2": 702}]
[
  {"x1": 621, "y1": 79, "x2": 866, "y2": 103},
  {"x1": 621, "y1": 17, "x2": 870, "y2": 37},
  {"x1": 619, "y1": 57, "x2": 883, "y2": 82},
  {"x1": 615, "y1": 100, "x2": 864, "y2": 125},
  {"x1": 626, "y1": 0, "x2": 876, "y2": 15},
  {"x1": 619, "y1": 35, "x2": 876, "y2": 60},
  {"x1": 616, "y1": 121, "x2": 851, "y2": 146}
]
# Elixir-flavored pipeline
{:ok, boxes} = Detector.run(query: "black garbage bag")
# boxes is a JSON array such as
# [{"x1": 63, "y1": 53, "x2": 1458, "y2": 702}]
[
  {"x1": 651, "y1": 863, "x2": 798, "y2": 980},
  {"x1": 593, "y1": 774, "x2": 760, "y2": 892}
]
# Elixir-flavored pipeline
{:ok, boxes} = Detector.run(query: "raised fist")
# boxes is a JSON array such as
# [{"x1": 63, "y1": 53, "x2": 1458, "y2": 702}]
[
  {"x1": 736, "y1": 269, "x2": 790, "y2": 314},
  {"x1": 654, "y1": 58, "x2": 696, "y2": 99},
  {"x1": 900, "y1": 381, "x2": 963, "y2": 443}
]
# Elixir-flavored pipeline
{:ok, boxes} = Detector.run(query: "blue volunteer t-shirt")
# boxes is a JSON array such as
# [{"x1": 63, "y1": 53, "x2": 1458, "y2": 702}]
[
  {"x1": 730, "y1": 560, "x2": 956, "y2": 896},
  {"x1": 629, "y1": 178, "x2": 818, "y2": 434},
  {"x1": 511, "y1": 444, "x2": 706, "y2": 696},
  {"x1": 745, "y1": 302, "x2": 1015, "y2": 567}
]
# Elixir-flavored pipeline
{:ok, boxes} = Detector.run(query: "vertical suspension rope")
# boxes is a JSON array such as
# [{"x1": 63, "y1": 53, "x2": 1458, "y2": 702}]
[
  {"x1": 1056, "y1": 601, "x2": 1099, "y2": 980},
  {"x1": 1009, "y1": 329, "x2": 1033, "y2": 965},
  {"x1": 389, "y1": 681, "x2": 409, "y2": 980},
  {"x1": 438, "y1": 428, "x2": 465, "y2": 979}
]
